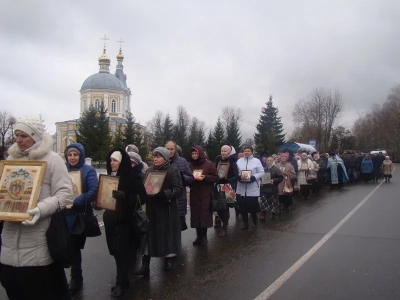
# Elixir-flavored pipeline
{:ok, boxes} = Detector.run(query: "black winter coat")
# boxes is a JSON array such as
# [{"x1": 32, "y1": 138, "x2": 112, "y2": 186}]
[
  {"x1": 169, "y1": 155, "x2": 193, "y2": 216},
  {"x1": 145, "y1": 164, "x2": 183, "y2": 257},
  {"x1": 214, "y1": 154, "x2": 239, "y2": 189},
  {"x1": 103, "y1": 149, "x2": 147, "y2": 256}
]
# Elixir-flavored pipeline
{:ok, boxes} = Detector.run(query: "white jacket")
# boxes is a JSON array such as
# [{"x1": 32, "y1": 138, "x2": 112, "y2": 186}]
[
  {"x1": 236, "y1": 156, "x2": 264, "y2": 197},
  {"x1": 1, "y1": 135, "x2": 73, "y2": 267}
]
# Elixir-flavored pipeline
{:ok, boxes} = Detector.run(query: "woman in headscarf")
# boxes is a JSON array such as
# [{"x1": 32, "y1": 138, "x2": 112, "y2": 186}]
[
  {"x1": 327, "y1": 152, "x2": 349, "y2": 188},
  {"x1": 275, "y1": 154, "x2": 297, "y2": 211},
  {"x1": 136, "y1": 147, "x2": 183, "y2": 276},
  {"x1": 312, "y1": 152, "x2": 326, "y2": 194},
  {"x1": 236, "y1": 146, "x2": 264, "y2": 230},
  {"x1": 189, "y1": 146, "x2": 219, "y2": 245},
  {"x1": 382, "y1": 156, "x2": 393, "y2": 183},
  {"x1": 297, "y1": 152, "x2": 314, "y2": 200},
  {"x1": 213, "y1": 145, "x2": 239, "y2": 237},
  {"x1": 259, "y1": 156, "x2": 284, "y2": 221},
  {"x1": 103, "y1": 149, "x2": 146, "y2": 298}
]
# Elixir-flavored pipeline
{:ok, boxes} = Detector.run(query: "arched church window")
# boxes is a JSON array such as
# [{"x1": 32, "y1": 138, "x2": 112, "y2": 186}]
[
  {"x1": 95, "y1": 99, "x2": 100, "y2": 110},
  {"x1": 83, "y1": 99, "x2": 87, "y2": 110},
  {"x1": 111, "y1": 100, "x2": 116, "y2": 113}
]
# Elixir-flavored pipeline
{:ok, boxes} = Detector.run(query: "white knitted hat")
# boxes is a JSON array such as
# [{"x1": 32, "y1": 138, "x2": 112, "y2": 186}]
[{"x1": 14, "y1": 117, "x2": 46, "y2": 142}]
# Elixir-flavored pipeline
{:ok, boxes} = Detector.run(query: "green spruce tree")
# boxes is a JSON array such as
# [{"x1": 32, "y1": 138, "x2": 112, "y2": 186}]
[
  {"x1": 113, "y1": 123, "x2": 124, "y2": 149},
  {"x1": 205, "y1": 129, "x2": 217, "y2": 161},
  {"x1": 76, "y1": 103, "x2": 111, "y2": 162},
  {"x1": 162, "y1": 114, "x2": 174, "y2": 143},
  {"x1": 123, "y1": 112, "x2": 136, "y2": 146},
  {"x1": 254, "y1": 95, "x2": 285, "y2": 155},
  {"x1": 173, "y1": 105, "x2": 189, "y2": 151}
]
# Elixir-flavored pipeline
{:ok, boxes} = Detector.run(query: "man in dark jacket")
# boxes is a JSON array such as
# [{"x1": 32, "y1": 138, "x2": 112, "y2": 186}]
[{"x1": 165, "y1": 141, "x2": 194, "y2": 231}]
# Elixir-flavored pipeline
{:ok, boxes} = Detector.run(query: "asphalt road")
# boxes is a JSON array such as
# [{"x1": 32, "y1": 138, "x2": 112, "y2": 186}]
[{"x1": 0, "y1": 167, "x2": 399, "y2": 300}]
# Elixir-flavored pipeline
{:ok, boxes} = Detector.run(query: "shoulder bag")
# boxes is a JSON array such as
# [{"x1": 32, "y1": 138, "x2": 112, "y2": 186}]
[
  {"x1": 46, "y1": 203, "x2": 73, "y2": 268},
  {"x1": 71, "y1": 195, "x2": 102, "y2": 237},
  {"x1": 133, "y1": 196, "x2": 150, "y2": 236}
]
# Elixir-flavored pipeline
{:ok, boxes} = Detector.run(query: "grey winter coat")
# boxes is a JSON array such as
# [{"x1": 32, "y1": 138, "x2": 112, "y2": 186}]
[{"x1": 169, "y1": 154, "x2": 194, "y2": 216}]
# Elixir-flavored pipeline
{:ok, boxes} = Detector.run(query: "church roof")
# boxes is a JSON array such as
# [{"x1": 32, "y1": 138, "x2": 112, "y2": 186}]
[{"x1": 80, "y1": 72, "x2": 125, "y2": 92}]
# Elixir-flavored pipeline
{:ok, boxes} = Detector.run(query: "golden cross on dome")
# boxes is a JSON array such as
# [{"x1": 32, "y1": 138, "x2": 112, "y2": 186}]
[
  {"x1": 117, "y1": 38, "x2": 124, "y2": 50},
  {"x1": 101, "y1": 35, "x2": 109, "y2": 48}
]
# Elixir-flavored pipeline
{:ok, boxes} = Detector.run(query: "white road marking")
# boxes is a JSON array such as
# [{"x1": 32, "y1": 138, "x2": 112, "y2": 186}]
[{"x1": 254, "y1": 172, "x2": 392, "y2": 300}]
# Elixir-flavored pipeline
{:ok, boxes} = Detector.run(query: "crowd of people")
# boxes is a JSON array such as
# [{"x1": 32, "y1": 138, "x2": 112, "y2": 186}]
[{"x1": 0, "y1": 116, "x2": 394, "y2": 299}]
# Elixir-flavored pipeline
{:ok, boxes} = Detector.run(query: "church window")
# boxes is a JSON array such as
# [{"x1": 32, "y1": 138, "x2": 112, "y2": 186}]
[
  {"x1": 95, "y1": 99, "x2": 100, "y2": 110},
  {"x1": 111, "y1": 100, "x2": 116, "y2": 113},
  {"x1": 83, "y1": 99, "x2": 87, "y2": 110}
]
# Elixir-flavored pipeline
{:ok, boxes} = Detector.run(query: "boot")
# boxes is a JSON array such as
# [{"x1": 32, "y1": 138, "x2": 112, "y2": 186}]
[
  {"x1": 252, "y1": 213, "x2": 259, "y2": 226},
  {"x1": 241, "y1": 213, "x2": 249, "y2": 230},
  {"x1": 214, "y1": 216, "x2": 222, "y2": 229},
  {"x1": 68, "y1": 277, "x2": 83, "y2": 295},
  {"x1": 164, "y1": 258, "x2": 173, "y2": 271},
  {"x1": 193, "y1": 229, "x2": 202, "y2": 246},
  {"x1": 111, "y1": 285, "x2": 126, "y2": 299},
  {"x1": 200, "y1": 229, "x2": 208, "y2": 246},
  {"x1": 218, "y1": 225, "x2": 227, "y2": 237},
  {"x1": 135, "y1": 255, "x2": 150, "y2": 277}
]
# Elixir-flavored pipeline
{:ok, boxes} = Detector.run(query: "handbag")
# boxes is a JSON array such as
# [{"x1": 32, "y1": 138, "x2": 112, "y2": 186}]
[
  {"x1": 133, "y1": 196, "x2": 150, "y2": 236},
  {"x1": 211, "y1": 185, "x2": 227, "y2": 211},
  {"x1": 46, "y1": 203, "x2": 73, "y2": 268},
  {"x1": 71, "y1": 195, "x2": 101, "y2": 237},
  {"x1": 221, "y1": 184, "x2": 236, "y2": 204},
  {"x1": 283, "y1": 177, "x2": 293, "y2": 196}
]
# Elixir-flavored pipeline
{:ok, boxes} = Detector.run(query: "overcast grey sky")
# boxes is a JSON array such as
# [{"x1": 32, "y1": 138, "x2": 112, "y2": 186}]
[{"x1": 1, "y1": 0, "x2": 399, "y2": 140}]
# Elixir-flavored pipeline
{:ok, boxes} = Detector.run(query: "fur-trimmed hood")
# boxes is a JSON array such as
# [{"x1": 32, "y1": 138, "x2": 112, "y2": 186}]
[{"x1": 7, "y1": 135, "x2": 54, "y2": 160}]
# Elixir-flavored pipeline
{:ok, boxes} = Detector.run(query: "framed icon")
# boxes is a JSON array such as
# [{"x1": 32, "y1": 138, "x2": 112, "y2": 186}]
[
  {"x1": 68, "y1": 170, "x2": 82, "y2": 199},
  {"x1": 0, "y1": 160, "x2": 47, "y2": 221},
  {"x1": 240, "y1": 170, "x2": 252, "y2": 182},
  {"x1": 261, "y1": 171, "x2": 271, "y2": 184},
  {"x1": 192, "y1": 169, "x2": 203, "y2": 177},
  {"x1": 217, "y1": 162, "x2": 230, "y2": 179},
  {"x1": 96, "y1": 175, "x2": 120, "y2": 211},
  {"x1": 144, "y1": 170, "x2": 167, "y2": 195}
]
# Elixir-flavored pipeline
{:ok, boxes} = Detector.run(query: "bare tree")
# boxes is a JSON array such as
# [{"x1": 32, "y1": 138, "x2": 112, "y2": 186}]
[
  {"x1": 0, "y1": 111, "x2": 16, "y2": 152},
  {"x1": 292, "y1": 88, "x2": 343, "y2": 151}
]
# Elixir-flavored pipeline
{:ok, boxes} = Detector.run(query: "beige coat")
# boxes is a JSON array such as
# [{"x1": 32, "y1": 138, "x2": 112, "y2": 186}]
[
  {"x1": 382, "y1": 160, "x2": 393, "y2": 175},
  {"x1": 1, "y1": 135, "x2": 73, "y2": 267},
  {"x1": 275, "y1": 162, "x2": 296, "y2": 196}
]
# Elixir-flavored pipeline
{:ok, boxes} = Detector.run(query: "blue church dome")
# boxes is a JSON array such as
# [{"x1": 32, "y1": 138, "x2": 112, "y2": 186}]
[{"x1": 80, "y1": 73, "x2": 125, "y2": 92}]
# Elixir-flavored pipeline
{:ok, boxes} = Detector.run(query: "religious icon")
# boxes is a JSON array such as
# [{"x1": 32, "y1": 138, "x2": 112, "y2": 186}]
[
  {"x1": 240, "y1": 170, "x2": 252, "y2": 182},
  {"x1": 192, "y1": 169, "x2": 203, "y2": 177},
  {"x1": 217, "y1": 162, "x2": 230, "y2": 179},
  {"x1": 261, "y1": 171, "x2": 272, "y2": 185},
  {"x1": 0, "y1": 160, "x2": 46, "y2": 221},
  {"x1": 68, "y1": 170, "x2": 83, "y2": 199},
  {"x1": 144, "y1": 171, "x2": 167, "y2": 195},
  {"x1": 96, "y1": 175, "x2": 120, "y2": 211}
]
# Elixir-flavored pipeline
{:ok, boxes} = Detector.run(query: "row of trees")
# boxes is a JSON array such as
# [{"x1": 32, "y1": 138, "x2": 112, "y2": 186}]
[
  {"x1": 76, "y1": 104, "x2": 147, "y2": 162},
  {"x1": 352, "y1": 85, "x2": 400, "y2": 160},
  {"x1": 0, "y1": 111, "x2": 16, "y2": 156},
  {"x1": 146, "y1": 106, "x2": 243, "y2": 160}
]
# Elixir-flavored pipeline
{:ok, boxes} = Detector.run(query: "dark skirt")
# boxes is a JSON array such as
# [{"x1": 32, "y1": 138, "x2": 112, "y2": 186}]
[
  {"x1": 279, "y1": 195, "x2": 293, "y2": 207},
  {"x1": 238, "y1": 196, "x2": 260, "y2": 213},
  {"x1": 1, "y1": 262, "x2": 69, "y2": 300}
]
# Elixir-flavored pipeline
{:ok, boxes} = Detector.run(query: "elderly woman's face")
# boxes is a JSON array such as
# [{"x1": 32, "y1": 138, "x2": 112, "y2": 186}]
[
  {"x1": 301, "y1": 154, "x2": 307, "y2": 160},
  {"x1": 267, "y1": 157, "x2": 274, "y2": 166},
  {"x1": 110, "y1": 158, "x2": 120, "y2": 172},
  {"x1": 153, "y1": 153, "x2": 166, "y2": 166},
  {"x1": 15, "y1": 130, "x2": 35, "y2": 152}
]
